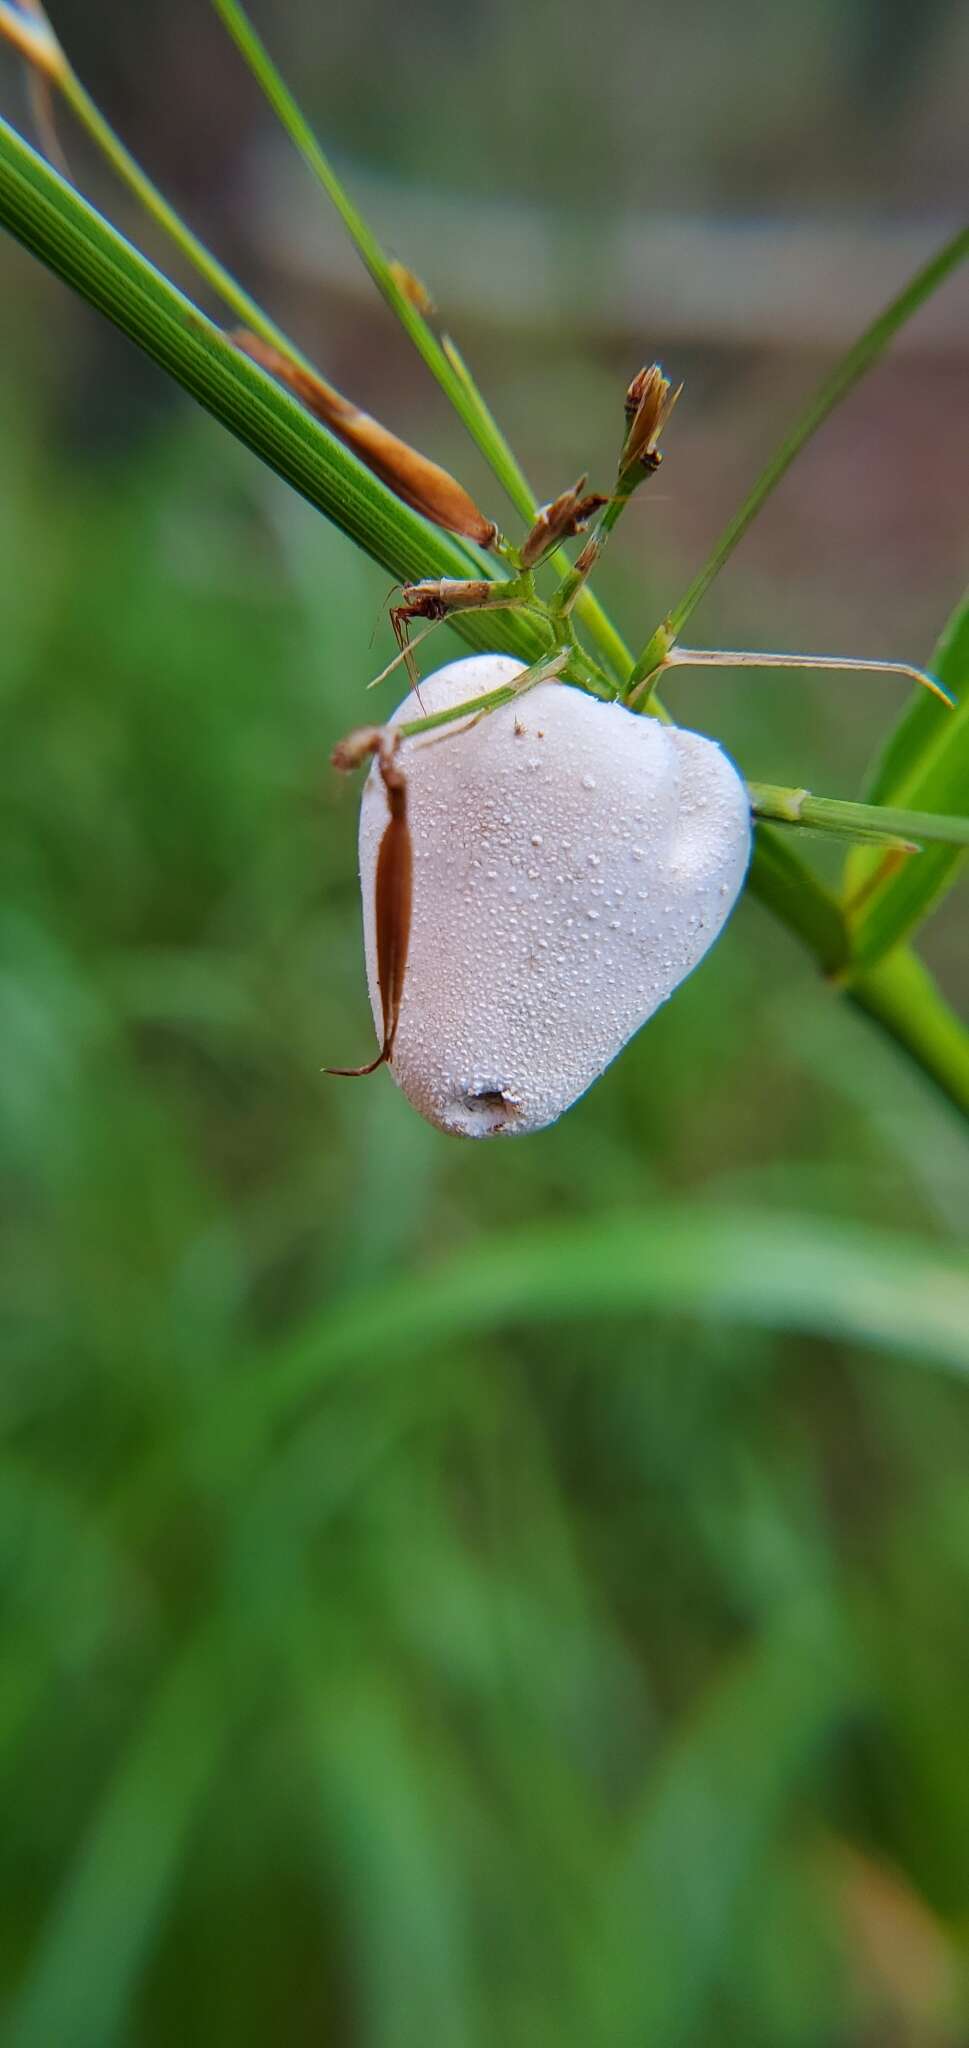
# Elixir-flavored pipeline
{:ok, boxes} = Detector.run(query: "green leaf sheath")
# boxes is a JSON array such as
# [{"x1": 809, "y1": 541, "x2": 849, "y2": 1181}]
[
  {"x1": 844, "y1": 587, "x2": 969, "y2": 968},
  {"x1": 750, "y1": 782, "x2": 969, "y2": 851}
]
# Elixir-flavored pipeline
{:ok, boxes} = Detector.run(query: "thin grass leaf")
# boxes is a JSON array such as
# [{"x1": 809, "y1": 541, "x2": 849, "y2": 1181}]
[
  {"x1": 844, "y1": 587, "x2": 969, "y2": 968},
  {"x1": 211, "y1": 0, "x2": 531, "y2": 517},
  {"x1": 604, "y1": 1598, "x2": 852, "y2": 2045},
  {"x1": 748, "y1": 834, "x2": 850, "y2": 975},
  {"x1": 0, "y1": 117, "x2": 549, "y2": 667},
  {"x1": 0, "y1": 0, "x2": 302, "y2": 359},
  {"x1": 210, "y1": 0, "x2": 634, "y2": 683},
  {"x1": 848, "y1": 947, "x2": 969, "y2": 1116},
  {"x1": 627, "y1": 224, "x2": 969, "y2": 688},
  {"x1": 6, "y1": 1631, "x2": 225, "y2": 2048},
  {"x1": 99, "y1": 1206, "x2": 969, "y2": 1532},
  {"x1": 219, "y1": 1207, "x2": 969, "y2": 1459}
]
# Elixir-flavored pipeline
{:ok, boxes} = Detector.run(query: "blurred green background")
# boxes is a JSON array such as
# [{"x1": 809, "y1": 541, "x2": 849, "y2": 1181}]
[{"x1": 2, "y1": 2, "x2": 969, "y2": 2042}]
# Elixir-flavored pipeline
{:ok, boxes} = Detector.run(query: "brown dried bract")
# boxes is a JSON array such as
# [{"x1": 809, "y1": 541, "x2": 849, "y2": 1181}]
[
  {"x1": 0, "y1": 4, "x2": 63, "y2": 80},
  {"x1": 327, "y1": 730, "x2": 412, "y2": 1077},
  {"x1": 619, "y1": 364, "x2": 682, "y2": 479},
  {"x1": 387, "y1": 258, "x2": 436, "y2": 316},
  {"x1": 330, "y1": 724, "x2": 392, "y2": 774},
  {"x1": 572, "y1": 534, "x2": 601, "y2": 580},
  {"x1": 233, "y1": 331, "x2": 497, "y2": 548},
  {"x1": 520, "y1": 476, "x2": 609, "y2": 568}
]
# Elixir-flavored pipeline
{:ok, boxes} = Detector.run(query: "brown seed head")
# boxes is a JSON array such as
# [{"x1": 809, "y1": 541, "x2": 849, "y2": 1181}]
[
  {"x1": 387, "y1": 258, "x2": 436, "y2": 316},
  {"x1": 520, "y1": 476, "x2": 609, "y2": 568},
  {"x1": 619, "y1": 364, "x2": 682, "y2": 480}
]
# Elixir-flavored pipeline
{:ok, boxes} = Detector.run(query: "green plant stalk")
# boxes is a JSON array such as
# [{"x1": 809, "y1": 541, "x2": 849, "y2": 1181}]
[
  {"x1": 1, "y1": 117, "x2": 967, "y2": 1117},
  {"x1": 3, "y1": 1, "x2": 627, "y2": 676},
  {"x1": 749, "y1": 783, "x2": 969, "y2": 850},
  {"x1": 551, "y1": 473, "x2": 642, "y2": 618},
  {"x1": 214, "y1": 0, "x2": 522, "y2": 501},
  {"x1": 0, "y1": 0, "x2": 303, "y2": 359},
  {"x1": 627, "y1": 221, "x2": 969, "y2": 691},
  {"x1": 747, "y1": 831, "x2": 969, "y2": 1118},
  {"x1": 849, "y1": 948, "x2": 969, "y2": 1116},
  {"x1": 397, "y1": 651, "x2": 570, "y2": 738},
  {"x1": 210, "y1": 0, "x2": 632, "y2": 683}
]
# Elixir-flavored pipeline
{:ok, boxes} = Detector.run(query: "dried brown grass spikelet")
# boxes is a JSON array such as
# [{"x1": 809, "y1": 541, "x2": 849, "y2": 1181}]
[
  {"x1": 387, "y1": 258, "x2": 436, "y2": 316},
  {"x1": 233, "y1": 331, "x2": 497, "y2": 547},
  {"x1": 520, "y1": 475, "x2": 609, "y2": 568},
  {"x1": 0, "y1": 2, "x2": 63, "y2": 80},
  {"x1": 619, "y1": 364, "x2": 682, "y2": 479}
]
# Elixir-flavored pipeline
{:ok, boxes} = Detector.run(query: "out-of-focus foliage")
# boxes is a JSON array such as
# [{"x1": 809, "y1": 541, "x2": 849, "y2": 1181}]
[
  {"x1": 2, "y1": 380, "x2": 968, "y2": 2047},
  {"x1": 1, "y1": 1, "x2": 968, "y2": 2041}
]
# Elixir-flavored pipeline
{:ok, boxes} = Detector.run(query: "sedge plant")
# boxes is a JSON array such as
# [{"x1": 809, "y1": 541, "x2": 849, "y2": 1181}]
[{"x1": 0, "y1": 0, "x2": 967, "y2": 1112}]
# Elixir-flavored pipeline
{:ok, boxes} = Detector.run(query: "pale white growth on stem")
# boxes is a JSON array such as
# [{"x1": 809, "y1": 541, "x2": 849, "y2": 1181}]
[{"x1": 358, "y1": 655, "x2": 752, "y2": 1137}]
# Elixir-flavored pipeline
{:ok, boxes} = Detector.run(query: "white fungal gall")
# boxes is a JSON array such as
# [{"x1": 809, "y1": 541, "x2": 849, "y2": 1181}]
[{"x1": 357, "y1": 654, "x2": 751, "y2": 1137}]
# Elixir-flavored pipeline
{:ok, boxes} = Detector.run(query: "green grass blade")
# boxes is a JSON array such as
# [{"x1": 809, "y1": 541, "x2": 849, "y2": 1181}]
[
  {"x1": 224, "y1": 1206, "x2": 969, "y2": 1452},
  {"x1": 117, "y1": 1208, "x2": 969, "y2": 1526},
  {"x1": 844, "y1": 587, "x2": 969, "y2": 967},
  {"x1": 748, "y1": 831, "x2": 850, "y2": 974},
  {"x1": 606, "y1": 1598, "x2": 851, "y2": 2043},
  {"x1": 0, "y1": 117, "x2": 549, "y2": 666},
  {"x1": 0, "y1": 0, "x2": 304, "y2": 358},
  {"x1": 210, "y1": 0, "x2": 534, "y2": 525},
  {"x1": 6, "y1": 1631, "x2": 224, "y2": 2048},
  {"x1": 210, "y1": 0, "x2": 634, "y2": 682},
  {"x1": 627, "y1": 223, "x2": 969, "y2": 686},
  {"x1": 860, "y1": 588, "x2": 969, "y2": 808},
  {"x1": 848, "y1": 947, "x2": 969, "y2": 1117}
]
